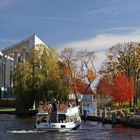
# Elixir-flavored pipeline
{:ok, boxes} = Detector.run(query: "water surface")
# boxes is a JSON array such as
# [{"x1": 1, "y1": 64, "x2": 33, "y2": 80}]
[{"x1": 0, "y1": 114, "x2": 140, "y2": 140}]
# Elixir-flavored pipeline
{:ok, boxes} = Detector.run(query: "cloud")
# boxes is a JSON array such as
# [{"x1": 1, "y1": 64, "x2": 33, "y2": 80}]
[
  {"x1": 85, "y1": 0, "x2": 123, "y2": 16},
  {"x1": 59, "y1": 29, "x2": 140, "y2": 52},
  {"x1": 85, "y1": 0, "x2": 140, "y2": 17},
  {"x1": 94, "y1": 51, "x2": 106, "y2": 71},
  {"x1": 57, "y1": 28, "x2": 140, "y2": 71}
]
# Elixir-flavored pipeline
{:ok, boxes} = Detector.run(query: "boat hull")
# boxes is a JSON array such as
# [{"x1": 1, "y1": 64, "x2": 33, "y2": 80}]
[
  {"x1": 35, "y1": 106, "x2": 81, "y2": 132},
  {"x1": 35, "y1": 121, "x2": 81, "y2": 132}
]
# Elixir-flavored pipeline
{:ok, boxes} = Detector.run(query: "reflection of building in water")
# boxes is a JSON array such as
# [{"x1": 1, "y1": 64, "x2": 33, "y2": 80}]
[{"x1": 0, "y1": 34, "x2": 49, "y2": 99}]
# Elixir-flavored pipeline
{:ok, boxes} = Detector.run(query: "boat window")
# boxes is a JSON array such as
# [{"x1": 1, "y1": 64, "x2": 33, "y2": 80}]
[{"x1": 61, "y1": 125, "x2": 66, "y2": 128}]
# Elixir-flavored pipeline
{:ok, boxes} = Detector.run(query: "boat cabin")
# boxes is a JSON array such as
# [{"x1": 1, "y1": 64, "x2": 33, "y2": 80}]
[{"x1": 36, "y1": 107, "x2": 80, "y2": 124}]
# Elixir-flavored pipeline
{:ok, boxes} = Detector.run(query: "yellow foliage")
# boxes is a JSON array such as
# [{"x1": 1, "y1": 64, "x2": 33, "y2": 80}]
[{"x1": 87, "y1": 70, "x2": 96, "y2": 81}]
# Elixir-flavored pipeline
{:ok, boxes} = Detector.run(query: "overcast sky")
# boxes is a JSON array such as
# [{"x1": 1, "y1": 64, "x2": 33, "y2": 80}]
[{"x1": 1, "y1": 0, "x2": 140, "y2": 71}]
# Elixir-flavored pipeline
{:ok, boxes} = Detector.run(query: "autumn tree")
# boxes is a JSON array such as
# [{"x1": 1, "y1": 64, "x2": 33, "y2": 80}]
[
  {"x1": 77, "y1": 50, "x2": 96, "y2": 93},
  {"x1": 60, "y1": 48, "x2": 79, "y2": 105},
  {"x1": 96, "y1": 78, "x2": 112, "y2": 106},
  {"x1": 68, "y1": 78, "x2": 94, "y2": 95},
  {"x1": 111, "y1": 74, "x2": 135, "y2": 105},
  {"x1": 96, "y1": 78, "x2": 112, "y2": 96},
  {"x1": 60, "y1": 48, "x2": 96, "y2": 105},
  {"x1": 99, "y1": 42, "x2": 140, "y2": 96}
]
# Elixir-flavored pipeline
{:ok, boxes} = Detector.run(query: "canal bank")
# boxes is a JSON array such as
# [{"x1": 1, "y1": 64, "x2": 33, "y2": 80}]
[
  {"x1": 81, "y1": 115, "x2": 140, "y2": 129},
  {"x1": 0, "y1": 108, "x2": 37, "y2": 115},
  {"x1": 0, "y1": 107, "x2": 15, "y2": 114}
]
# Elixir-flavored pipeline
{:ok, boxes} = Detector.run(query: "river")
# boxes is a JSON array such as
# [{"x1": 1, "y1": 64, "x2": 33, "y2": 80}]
[{"x1": 0, "y1": 114, "x2": 140, "y2": 140}]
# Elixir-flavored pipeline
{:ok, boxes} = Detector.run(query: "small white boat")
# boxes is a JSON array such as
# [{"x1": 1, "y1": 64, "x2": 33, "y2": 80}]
[{"x1": 35, "y1": 106, "x2": 81, "y2": 132}]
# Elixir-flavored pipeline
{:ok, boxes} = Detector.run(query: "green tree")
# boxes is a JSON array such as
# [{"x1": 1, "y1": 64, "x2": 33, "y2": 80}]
[
  {"x1": 13, "y1": 45, "x2": 63, "y2": 114},
  {"x1": 27, "y1": 47, "x2": 45, "y2": 105},
  {"x1": 44, "y1": 78, "x2": 69, "y2": 103},
  {"x1": 13, "y1": 61, "x2": 33, "y2": 114},
  {"x1": 40, "y1": 47, "x2": 60, "y2": 79}
]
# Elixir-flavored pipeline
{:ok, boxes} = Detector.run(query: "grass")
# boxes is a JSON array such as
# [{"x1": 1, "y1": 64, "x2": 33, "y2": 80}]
[{"x1": 0, "y1": 107, "x2": 15, "y2": 112}]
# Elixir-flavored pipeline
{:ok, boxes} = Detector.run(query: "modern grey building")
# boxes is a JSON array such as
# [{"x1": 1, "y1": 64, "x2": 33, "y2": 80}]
[
  {"x1": 0, "y1": 52, "x2": 14, "y2": 99},
  {"x1": 0, "y1": 34, "x2": 49, "y2": 99}
]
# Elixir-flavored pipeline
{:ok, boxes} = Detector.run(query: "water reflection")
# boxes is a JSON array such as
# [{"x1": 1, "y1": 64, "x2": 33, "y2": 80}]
[{"x1": 0, "y1": 114, "x2": 140, "y2": 140}]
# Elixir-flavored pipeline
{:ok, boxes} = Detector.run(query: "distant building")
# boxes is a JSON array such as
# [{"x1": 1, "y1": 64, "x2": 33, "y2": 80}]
[
  {"x1": 0, "y1": 52, "x2": 14, "y2": 98},
  {"x1": 2, "y1": 34, "x2": 49, "y2": 65},
  {"x1": 0, "y1": 34, "x2": 49, "y2": 99}
]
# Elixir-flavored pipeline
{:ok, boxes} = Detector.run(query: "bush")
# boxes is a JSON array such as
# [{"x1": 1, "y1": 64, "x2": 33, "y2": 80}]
[{"x1": 123, "y1": 108, "x2": 130, "y2": 116}]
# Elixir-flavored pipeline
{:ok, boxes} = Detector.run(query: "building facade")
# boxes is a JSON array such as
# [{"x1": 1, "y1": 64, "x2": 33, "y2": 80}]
[
  {"x1": 0, "y1": 34, "x2": 49, "y2": 99},
  {"x1": 0, "y1": 52, "x2": 14, "y2": 98}
]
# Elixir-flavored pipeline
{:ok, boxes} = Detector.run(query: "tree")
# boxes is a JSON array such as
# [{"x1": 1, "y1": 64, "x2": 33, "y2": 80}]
[
  {"x1": 60, "y1": 48, "x2": 96, "y2": 105},
  {"x1": 96, "y1": 78, "x2": 112, "y2": 96},
  {"x1": 26, "y1": 47, "x2": 46, "y2": 105},
  {"x1": 13, "y1": 61, "x2": 33, "y2": 114},
  {"x1": 60, "y1": 48, "x2": 79, "y2": 105},
  {"x1": 96, "y1": 78, "x2": 112, "y2": 107},
  {"x1": 13, "y1": 45, "x2": 63, "y2": 114},
  {"x1": 44, "y1": 78, "x2": 69, "y2": 103},
  {"x1": 27, "y1": 46, "x2": 60, "y2": 103},
  {"x1": 99, "y1": 42, "x2": 140, "y2": 96},
  {"x1": 68, "y1": 78, "x2": 94, "y2": 95},
  {"x1": 111, "y1": 74, "x2": 135, "y2": 104},
  {"x1": 76, "y1": 49, "x2": 96, "y2": 93},
  {"x1": 41, "y1": 47, "x2": 60, "y2": 79}
]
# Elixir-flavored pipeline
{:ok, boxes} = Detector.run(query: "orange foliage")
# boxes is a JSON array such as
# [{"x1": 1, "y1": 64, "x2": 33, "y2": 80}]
[
  {"x1": 61, "y1": 66, "x2": 71, "y2": 78},
  {"x1": 96, "y1": 78, "x2": 112, "y2": 96},
  {"x1": 87, "y1": 69, "x2": 96, "y2": 81},
  {"x1": 68, "y1": 79, "x2": 94, "y2": 95},
  {"x1": 112, "y1": 74, "x2": 135, "y2": 103},
  {"x1": 49, "y1": 71, "x2": 59, "y2": 78},
  {"x1": 68, "y1": 79, "x2": 83, "y2": 93}
]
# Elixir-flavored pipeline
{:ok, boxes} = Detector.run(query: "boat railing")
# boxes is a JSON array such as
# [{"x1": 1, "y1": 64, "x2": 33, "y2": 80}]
[
  {"x1": 37, "y1": 106, "x2": 79, "y2": 124},
  {"x1": 38, "y1": 103, "x2": 68, "y2": 113}
]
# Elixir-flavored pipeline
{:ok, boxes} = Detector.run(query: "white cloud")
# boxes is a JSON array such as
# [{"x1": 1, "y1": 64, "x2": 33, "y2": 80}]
[
  {"x1": 58, "y1": 29, "x2": 140, "y2": 71},
  {"x1": 59, "y1": 29, "x2": 140, "y2": 52},
  {"x1": 94, "y1": 51, "x2": 106, "y2": 71}
]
